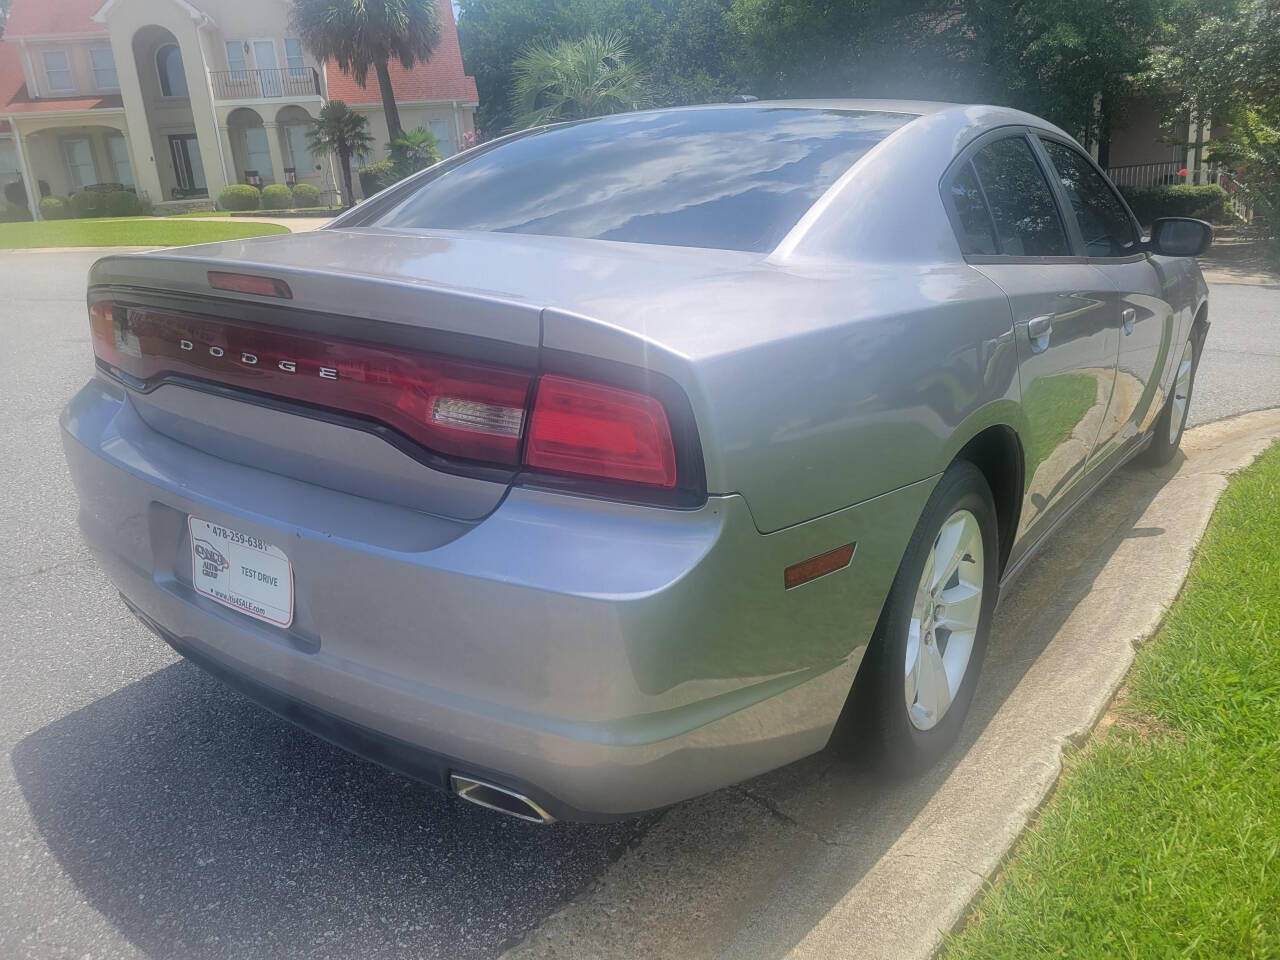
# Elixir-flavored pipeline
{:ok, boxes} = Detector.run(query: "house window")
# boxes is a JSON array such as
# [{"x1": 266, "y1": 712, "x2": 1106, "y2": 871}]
[
  {"x1": 62, "y1": 137, "x2": 96, "y2": 190},
  {"x1": 242, "y1": 126, "x2": 273, "y2": 180},
  {"x1": 107, "y1": 134, "x2": 133, "y2": 186},
  {"x1": 284, "y1": 38, "x2": 306, "y2": 77},
  {"x1": 43, "y1": 51, "x2": 74, "y2": 93},
  {"x1": 226, "y1": 41, "x2": 248, "y2": 78},
  {"x1": 285, "y1": 123, "x2": 314, "y2": 173},
  {"x1": 156, "y1": 43, "x2": 188, "y2": 97},
  {"x1": 428, "y1": 120, "x2": 453, "y2": 157},
  {"x1": 90, "y1": 48, "x2": 118, "y2": 90}
]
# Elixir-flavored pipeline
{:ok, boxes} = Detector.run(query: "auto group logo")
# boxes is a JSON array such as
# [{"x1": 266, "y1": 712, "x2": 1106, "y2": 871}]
[{"x1": 194, "y1": 538, "x2": 229, "y2": 579}]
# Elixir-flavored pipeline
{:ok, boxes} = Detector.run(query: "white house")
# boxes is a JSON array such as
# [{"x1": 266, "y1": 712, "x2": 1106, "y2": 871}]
[{"x1": 0, "y1": 0, "x2": 479, "y2": 216}]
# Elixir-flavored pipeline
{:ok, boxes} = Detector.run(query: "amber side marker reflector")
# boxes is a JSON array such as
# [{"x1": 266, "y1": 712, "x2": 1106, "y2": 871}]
[
  {"x1": 208, "y1": 271, "x2": 293, "y2": 299},
  {"x1": 784, "y1": 542, "x2": 856, "y2": 590}
]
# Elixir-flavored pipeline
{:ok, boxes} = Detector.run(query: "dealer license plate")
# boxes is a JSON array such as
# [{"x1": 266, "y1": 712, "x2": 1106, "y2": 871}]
[{"x1": 189, "y1": 517, "x2": 294, "y2": 628}]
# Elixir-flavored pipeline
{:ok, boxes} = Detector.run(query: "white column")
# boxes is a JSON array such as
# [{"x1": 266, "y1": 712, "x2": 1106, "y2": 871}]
[{"x1": 11, "y1": 124, "x2": 41, "y2": 221}]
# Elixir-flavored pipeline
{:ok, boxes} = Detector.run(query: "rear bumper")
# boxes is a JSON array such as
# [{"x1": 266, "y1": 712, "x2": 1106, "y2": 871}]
[{"x1": 61, "y1": 376, "x2": 930, "y2": 818}]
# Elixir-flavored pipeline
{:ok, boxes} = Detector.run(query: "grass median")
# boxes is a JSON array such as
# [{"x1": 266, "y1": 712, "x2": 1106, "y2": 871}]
[
  {"x1": 944, "y1": 439, "x2": 1280, "y2": 958},
  {"x1": 0, "y1": 218, "x2": 290, "y2": 249}
]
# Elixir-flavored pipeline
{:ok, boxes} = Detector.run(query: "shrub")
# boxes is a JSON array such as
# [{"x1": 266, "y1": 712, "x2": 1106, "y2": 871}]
[
  {"x1": 4, "y1": 180, "x2": 28, "y2": 211},
  {"x1": 135, "y1": 192, "x2": 154, "y2": 216},
  {"x1": 71, "y1": 190, "x2": 106, "y2": 218},
  {"x1": 39, "y1": 196, "x2": 71, "y2": 220},
  {"x1": 261, "y1": 183, "x2": 293, "y2": 210},
  {"x1": 219, "y1": 184, "x2": 261, "y2": 211},
  {"x1": 291, "y1": 182, "x2": 322, "y2": 207},
  {"x1": 0, "y1": 202, "x2": 32, "y2": 222},
  {"x1": 104, "y1": 190, "x2": 142, "y2": 216},
  {"x1": 1118, "y1": 184, "x2": 1230, "y2": 224},
  {"x1": 388, "y1": 127, "x2": 441, "y2": 180},
  {"x1": 357, "y1": 159, "x2": 395, "y2": 198}
]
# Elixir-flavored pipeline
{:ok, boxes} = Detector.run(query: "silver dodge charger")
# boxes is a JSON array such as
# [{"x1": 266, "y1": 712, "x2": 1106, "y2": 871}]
[{"x1": 61, "y1": 100, "x2": 1211, "y2": 823}]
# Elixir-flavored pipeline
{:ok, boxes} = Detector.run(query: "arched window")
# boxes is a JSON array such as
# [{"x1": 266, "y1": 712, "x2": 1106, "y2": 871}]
[{"x1": 156, "y1": 43, "x2": 188, "y2": 97}]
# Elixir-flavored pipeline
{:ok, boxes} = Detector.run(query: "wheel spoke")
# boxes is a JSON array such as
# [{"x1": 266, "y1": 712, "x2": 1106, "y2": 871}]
[
  {"x1": 917, "y1": 640, "x2": 952, "y2": 722},
  {"x1": 930, "y1": 514, "x2": 969, "y2": 592},
  {"x1": 938, "y1": 580, "x2": 982, "y2": 631}
]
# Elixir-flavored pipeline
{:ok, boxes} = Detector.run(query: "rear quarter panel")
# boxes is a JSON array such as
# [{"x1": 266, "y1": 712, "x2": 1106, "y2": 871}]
[{"x1": 544, "y1": 262, "x2": 1020, "y2": 532}]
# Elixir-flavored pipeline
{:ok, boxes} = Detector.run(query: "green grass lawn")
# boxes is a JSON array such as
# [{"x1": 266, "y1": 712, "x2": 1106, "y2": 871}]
[
  {"x1": 0, "y1": 217, "x2": 289, "y2": 249},
  {"x1": 944, "y1": 440, "x2": 1280, "y2": 959}
]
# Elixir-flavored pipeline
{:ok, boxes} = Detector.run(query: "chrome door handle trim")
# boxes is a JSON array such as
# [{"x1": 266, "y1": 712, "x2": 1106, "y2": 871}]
[
  {"x1": 1121, "y1": 307, "x2": 1136, "y2": 335},
  {"x1": 1024, "y1": 314, "x2": 1054, "y2": 353}
]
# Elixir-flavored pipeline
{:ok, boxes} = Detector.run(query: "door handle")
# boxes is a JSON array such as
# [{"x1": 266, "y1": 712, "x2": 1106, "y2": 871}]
[
  {"x1": 1024, "y1": 314, "x2": 1054, "y2": 353},
  {"x1": 1122, "y1": 307, "x2": 1136, "y2": 336}
]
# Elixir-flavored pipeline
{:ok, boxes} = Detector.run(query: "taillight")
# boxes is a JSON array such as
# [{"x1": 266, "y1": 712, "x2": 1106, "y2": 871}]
[
  {"x1": 88, "y1": 300, "x2": 532, "y2": 465},
  {"x1": 88, "y1": 300, "x2": 689, "y2": 492},
  {"x1": 524, "y1": 375, "x2": 677, "y2": 488},
  {"x1": 89, "y1": 300, "x2": 120, "y2": 368}
]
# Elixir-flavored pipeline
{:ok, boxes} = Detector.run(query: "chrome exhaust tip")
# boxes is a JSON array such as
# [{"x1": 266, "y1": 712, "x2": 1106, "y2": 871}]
[{"x1": 450, "y1": 774, "x2": 556, "y2": 824}]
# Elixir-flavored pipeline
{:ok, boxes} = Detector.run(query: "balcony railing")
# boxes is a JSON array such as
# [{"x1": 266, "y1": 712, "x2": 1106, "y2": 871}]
[{"x1": 211, "y1": 67, "x2": 321, "y2": 101}]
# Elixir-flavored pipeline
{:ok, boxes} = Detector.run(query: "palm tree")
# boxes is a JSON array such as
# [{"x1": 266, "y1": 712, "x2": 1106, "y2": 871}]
[
  {"x1": 307, "y1": 101, "x2": 374, "y2": 208},
  {"x1": 290, "y1": 0, "x2": 441, "y2": 141},
  {"x1": 388, "y1": 126, "x2": 442, "y2": 179},
  {"x1": 510, "y1": 32, "x2": 647, "y2": 130}
]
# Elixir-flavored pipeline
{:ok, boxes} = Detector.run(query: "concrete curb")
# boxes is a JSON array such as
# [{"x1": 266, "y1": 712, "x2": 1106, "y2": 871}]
[{"x1": 502, "y1": 408, "x2": 1280, "y2": 960}]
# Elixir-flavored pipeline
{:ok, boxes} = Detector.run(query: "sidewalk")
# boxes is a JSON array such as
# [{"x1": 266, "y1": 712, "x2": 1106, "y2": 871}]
[{"x1": 503, "y1": 408, "x2": 1280, "y2": 960}]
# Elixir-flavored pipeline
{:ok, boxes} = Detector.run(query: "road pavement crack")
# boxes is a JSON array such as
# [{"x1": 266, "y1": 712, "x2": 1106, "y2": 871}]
[{"x1": 733, "y1": 786, "x2": 845, "y2": 847}]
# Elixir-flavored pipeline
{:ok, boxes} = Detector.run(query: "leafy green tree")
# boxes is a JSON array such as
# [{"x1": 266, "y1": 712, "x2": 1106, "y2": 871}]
[
  {"x1": 291, "y1": 0, "x2": 441, "y2": 141},
  {"x1": 389, "y1": 126, "x2": 443, "y2": 178},
  {"x1": 307, "y1": 101, "x2": 374, "y2": 207},
  {"x1": 458, "y1": 0, "x2": 738, "y2": 134},
  {"x1": 510, "y1": 31, "x2": 647, "y2": 128}
]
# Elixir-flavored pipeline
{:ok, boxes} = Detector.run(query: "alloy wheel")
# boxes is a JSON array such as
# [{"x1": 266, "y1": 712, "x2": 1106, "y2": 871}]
[
  {"x1": 904, "y1": 509, "x2": 985, "y2": 731},
  {"x1": 1169, "y1": 340, "x2": 1194, "y2": 445}
]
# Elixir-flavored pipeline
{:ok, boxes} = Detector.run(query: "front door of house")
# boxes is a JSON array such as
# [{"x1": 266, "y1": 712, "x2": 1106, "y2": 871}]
[{"x1": 168, "y1": 134, "x2": 207, "y2": 197}]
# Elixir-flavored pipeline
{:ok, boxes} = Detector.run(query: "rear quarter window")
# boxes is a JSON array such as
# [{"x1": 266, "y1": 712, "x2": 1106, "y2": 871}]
[{"x1": 376, "y1": 107, "x2": 915, "y2": 253}]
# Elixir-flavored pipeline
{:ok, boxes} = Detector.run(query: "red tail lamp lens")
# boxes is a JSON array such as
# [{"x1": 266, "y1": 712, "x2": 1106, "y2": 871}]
[
  {"x1": 86, "y1": 301, "x2": 532, "y2": 465},
  {"x1": 524, "y1": 375, "x2": 678, "y2": 488},
  {"x1": 89, "y1": 300, "x2": 120, "y2": 368},
  {"x1": 208, "y1": 271, "x2": 293, "y2": 299}
]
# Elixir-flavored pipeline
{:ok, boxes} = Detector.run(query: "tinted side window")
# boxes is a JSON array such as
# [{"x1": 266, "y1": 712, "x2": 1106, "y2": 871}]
[
  {"x1": 1041, "y1": 139, "x2": 1138, "y2": 257},
  {"x1": 947, "y1": 161, "x2": 997, "y2": 255},
  {"x1": 970, "y1": 136, "x2": 1070, "y2": 257}
]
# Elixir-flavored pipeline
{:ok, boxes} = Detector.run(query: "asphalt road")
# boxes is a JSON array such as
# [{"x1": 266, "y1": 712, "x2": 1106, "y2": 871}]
[{"x1": 1, "y1": 249, "x2": 1277, "y2": 960}]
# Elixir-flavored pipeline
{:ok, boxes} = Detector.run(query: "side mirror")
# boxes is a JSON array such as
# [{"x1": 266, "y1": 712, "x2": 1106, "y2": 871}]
[{"x1": 1148, "y1": 217, "x2": 1213, "y2": 257}]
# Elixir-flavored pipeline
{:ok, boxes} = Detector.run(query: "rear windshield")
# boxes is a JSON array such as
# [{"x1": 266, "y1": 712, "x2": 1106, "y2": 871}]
[{"x1": 375, "y1": 107, "x2": 915, "y2": 253}]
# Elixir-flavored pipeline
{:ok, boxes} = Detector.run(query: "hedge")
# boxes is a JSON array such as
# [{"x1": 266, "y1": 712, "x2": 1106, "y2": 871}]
[
  {"x1": 39, "y1": 196, "x2": 71, "y2": 220},
  {"x1": 358, "y1": 160, "x2": 395, "y2": 199},
  {"x1": 291, "y1": 182, "x2": 321, "y2": 207},
  {"x1": 219, "y1": 184, "x2": 261, "y2": 211},
  {"x1": 261, "y1": 183, "x2": 293, "y2": 210},
  {"x1": 0, "y1": 202, "x2": 32, "y2": 222},
  {"x1": 4, "y1": 181, "x2": 28, "y2": 211},
  {"x1": 1118, "y1": 184, "x2": 1230, "y2": 224},
  {"x1": 104, "y1": 190, "x2": 143, "y2": 216},
  {"x1": 70, "y1": 190, "x2": 105, "y2": 218}
]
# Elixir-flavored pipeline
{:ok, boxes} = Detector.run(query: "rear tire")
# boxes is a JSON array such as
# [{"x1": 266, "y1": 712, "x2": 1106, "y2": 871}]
[
  {"x1": 1143, "y1": 336, "x2": 1198, "y2": 466},
  {"x1": 841, "y1": 460, "x2": 1000, "y2": 776}
]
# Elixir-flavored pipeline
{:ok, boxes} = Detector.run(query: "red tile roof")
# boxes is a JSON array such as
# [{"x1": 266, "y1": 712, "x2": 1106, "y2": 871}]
[
  {"x1": 323, "y1": 0, "x2": 478, "y2": 105},
  {"x1": 0, "y1": 37, "x2": 122, "y2": 114},
  {"x1": 3, "y1": 0, "x2": 107, "y2": 38}
]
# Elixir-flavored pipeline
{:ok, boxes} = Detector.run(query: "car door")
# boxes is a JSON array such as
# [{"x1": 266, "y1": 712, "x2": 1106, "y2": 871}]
[
  {"x1": 943, "y1": 131, "x2": 1117, "y2": 560},
  {"x1": 1035, "y1": 136, "x2": 1177, "y2": 464}
]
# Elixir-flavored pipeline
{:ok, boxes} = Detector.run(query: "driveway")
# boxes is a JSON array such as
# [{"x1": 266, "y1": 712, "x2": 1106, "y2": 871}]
[{"x1": 1, "y1": 249, "x2": 1277, "y2": 960}]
